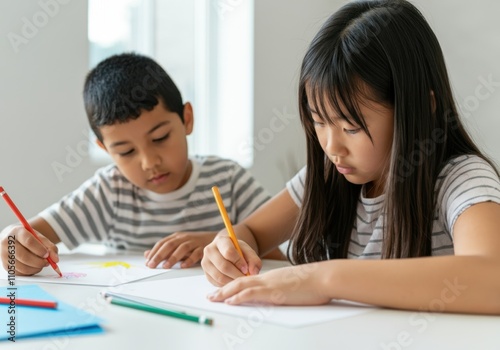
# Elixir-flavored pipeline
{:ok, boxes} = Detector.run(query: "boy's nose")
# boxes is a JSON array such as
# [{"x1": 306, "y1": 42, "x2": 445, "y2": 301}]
[{"x1": 141, "y1": 152, "x2": 162, "y2": 170}]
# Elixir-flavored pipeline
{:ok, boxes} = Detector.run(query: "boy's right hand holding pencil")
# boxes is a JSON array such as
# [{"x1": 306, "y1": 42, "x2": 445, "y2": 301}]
[
  {"x1": 1, "y1": 186, "x2": 61, "y2": 276},
  {"x1": 0, "y1": 224, "x2": 60, "y2": 276}
]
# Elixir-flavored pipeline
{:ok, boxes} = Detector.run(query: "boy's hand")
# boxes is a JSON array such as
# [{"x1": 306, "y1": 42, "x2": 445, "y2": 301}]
[
  {"x1": 144, "y1": 231, "x2": 217, "y2": 269},
  {"x1": 201, "y1": 235, "x2": 262, "y2": 287},
  {"x1": 0, "y1": 225, "x2": 59, "y2": 276}
]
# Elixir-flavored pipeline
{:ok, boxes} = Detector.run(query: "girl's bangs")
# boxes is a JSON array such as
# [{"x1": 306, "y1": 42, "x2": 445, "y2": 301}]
[{"x1": 306, "y1": 68, "x2": 370, "y2": 134}]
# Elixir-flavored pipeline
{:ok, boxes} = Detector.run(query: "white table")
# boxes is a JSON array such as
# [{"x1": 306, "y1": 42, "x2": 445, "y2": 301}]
[{"x1": 2, "y1": 255, "x2": 500, "y2": 350}]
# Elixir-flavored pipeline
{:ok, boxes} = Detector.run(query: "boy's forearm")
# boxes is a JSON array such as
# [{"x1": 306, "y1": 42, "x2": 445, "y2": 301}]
[
  {"x1": 321, "y1": 255, "x2": 500, "y2": 314},
  {"x1": 28, "y1": 217, "x2": 61, "y2": 245}
]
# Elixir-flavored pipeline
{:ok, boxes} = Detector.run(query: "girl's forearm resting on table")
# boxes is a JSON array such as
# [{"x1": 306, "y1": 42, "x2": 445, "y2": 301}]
[{"x1": 322, "y1": 255, "x2": 500, "y2": 314}]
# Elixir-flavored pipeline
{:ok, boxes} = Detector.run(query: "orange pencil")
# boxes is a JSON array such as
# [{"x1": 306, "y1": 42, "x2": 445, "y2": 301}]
[
  {"x1": 0, "y1": 297, "x2": 58, "y2": 309},
  {"x1": 0, "y1": 186, "x2": 62, "y2": 277},
  {"x1": 211, "y1": 186, "x2": 249, "y2": 276}
]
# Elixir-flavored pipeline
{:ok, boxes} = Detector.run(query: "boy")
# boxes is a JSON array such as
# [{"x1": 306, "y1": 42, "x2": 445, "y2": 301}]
[{"x1": 0, "y1": 53, "x2": 282, "y2": 276}]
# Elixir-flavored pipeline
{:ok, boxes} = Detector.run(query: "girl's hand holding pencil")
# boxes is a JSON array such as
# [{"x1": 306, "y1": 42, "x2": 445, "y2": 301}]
[
  {"x1": 204, "y1": 186, "x2": 263, "y2": 287},
  {"x1": 202, "y1": 234, "x2": 262, "y2": 287}
]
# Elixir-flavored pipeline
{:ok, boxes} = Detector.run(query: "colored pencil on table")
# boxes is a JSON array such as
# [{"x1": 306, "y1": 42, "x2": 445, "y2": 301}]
[
  {"x1": 0, "y1": 297, "x2": 58, "y2": 309},
  {"x1": 211, "y1": 186, "x2": 250, "y2": 276},
  {"x1": 0, "y1": 186, "x2": 62, "y2": 277},
  {"x1": 106, "y1": 296, "x2": 213, "y2": 326}
]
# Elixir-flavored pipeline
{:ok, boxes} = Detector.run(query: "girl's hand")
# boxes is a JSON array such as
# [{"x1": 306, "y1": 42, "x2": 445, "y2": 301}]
[
  {"x1": 201, "y1": 235, "x2": 262, "y2": 287},
  {"x1": 144, "y1": 231, "x2": 217, "y2": 269},
  {"x1": 0, "y1": 225, "x2": 59, "y2": 276},
  {"x1": 208, "y1": 263, "x2": 332, "y2": 306}
]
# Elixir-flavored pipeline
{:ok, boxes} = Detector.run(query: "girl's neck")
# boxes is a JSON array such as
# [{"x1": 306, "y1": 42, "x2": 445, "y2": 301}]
[{"x1": 364, "y1": 182, "x2": 384, "y2": 198}]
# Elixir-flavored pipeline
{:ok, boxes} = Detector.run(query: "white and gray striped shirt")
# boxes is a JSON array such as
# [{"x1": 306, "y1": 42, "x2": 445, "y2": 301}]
[
  {"x1": 286, "y1": 155, "x2": 500, "y2": 258},
  {"x1": 40, "y1": 156, "x2": 270, "y2": 250}
]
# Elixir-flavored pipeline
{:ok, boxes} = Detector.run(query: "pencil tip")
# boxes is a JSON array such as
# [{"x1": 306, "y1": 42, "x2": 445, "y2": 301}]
[{"x1": 55, "y1": 268, "x2": 63, "y2": 277}]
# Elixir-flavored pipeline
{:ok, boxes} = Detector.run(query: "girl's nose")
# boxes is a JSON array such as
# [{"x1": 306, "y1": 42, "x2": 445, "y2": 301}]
[{"x1": 324, "y1": 128, "x2": 347, "y2": 157}]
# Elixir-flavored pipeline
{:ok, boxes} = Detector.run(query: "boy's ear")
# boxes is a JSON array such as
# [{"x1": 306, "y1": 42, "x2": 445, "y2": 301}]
[
  {"x1": 96, "y1": 139, "x2": 108, "y2": 152},
  {"x1": 183, "y1": 102, "x2": 194, "y2": 135},
  {"x1": 430, "y1": 90, "x2": 436, "y2": 114}
]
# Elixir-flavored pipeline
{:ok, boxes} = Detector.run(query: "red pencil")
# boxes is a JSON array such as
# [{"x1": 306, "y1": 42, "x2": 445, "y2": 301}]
[
  {"x1": 0, "y1": 186, "x2": 62, "y2": 277},
  {"x1": 0, "y1": 297, "x2": 58, "y2": 309}
]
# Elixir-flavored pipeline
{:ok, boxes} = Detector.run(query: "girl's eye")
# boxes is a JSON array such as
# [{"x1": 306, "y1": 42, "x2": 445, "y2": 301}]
[
  {"x1": 344, "y1": 128, "x2": 361, "y2": 135},
  {"x1": 119, "y1": 149, "x2": 134, "y2": 157},
  {"x1": 153, "y1": 133, "x2": 170, "y2": 143},
  {"x1": 313, "y1": 121, "x2": 325, "y2": 127}
]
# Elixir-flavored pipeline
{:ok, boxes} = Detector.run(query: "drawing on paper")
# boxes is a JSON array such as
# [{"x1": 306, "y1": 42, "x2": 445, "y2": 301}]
[
  {"x1": 6, "y1": 255, "x2": 170, "y2": 286},
  {"x1": 60, "y1": 272, "x2": 88, "y2": 279},
  {"x1": 87, "y1": 261, "x2": 132, "y2": 269}
]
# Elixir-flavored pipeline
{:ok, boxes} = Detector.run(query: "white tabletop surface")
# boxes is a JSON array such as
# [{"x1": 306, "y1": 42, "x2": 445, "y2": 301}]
[{"x1": 2, "y1": 249, "x2": 500, "y2": 350}]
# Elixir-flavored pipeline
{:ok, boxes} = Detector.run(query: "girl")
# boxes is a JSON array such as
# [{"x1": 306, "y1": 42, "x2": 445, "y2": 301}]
[{"x1": 202, "y1": 0, "x2": 500, "y2": 314}]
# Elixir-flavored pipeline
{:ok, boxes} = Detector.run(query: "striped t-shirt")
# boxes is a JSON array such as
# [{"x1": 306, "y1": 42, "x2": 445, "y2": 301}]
[
  {"x1": 40, "y1": 156, "x2": 270, "y2": 250},
  {"x1": 286, "y1": 155, "x2": 500, "y2": 258}
]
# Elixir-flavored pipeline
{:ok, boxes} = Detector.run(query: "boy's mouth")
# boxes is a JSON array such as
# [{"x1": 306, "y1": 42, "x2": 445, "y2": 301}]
[{"x1": 149, "y1": 173, "x2": 170, "y2": 184}]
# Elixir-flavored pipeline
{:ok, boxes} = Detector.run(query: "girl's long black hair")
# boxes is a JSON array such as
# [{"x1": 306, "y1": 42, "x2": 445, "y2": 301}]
[{"x1": 289, "y1": 0, "x2": 498, "y2": 263}]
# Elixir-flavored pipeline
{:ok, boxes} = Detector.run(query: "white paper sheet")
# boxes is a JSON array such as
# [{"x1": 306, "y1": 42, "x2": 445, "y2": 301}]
[
  {"x1": 104, "y1": 275, "x2": 374, "y2": 327},
  {"x1": 2, "y1": 254, "x2": 171, "y2": 286}
]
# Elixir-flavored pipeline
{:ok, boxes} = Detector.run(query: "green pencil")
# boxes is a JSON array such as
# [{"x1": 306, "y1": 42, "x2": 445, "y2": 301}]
[{"x1": 107, "y1": 296, "x2": 213, "y2": 326}]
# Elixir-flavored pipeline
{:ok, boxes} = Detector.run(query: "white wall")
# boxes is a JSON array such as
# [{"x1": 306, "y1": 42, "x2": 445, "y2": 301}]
[
  {"x1": 0, "y1": 0, "x2": 92, "y2": 227},
  {"x1": 416, "y1": 1, "x2": 500, "y2": 166},
  {"x1": 250, "y1": 0, "x2": 337, "y2": 194},
  {"x1": 1, "y1": 0, "x2": 499, "y2": 229}
]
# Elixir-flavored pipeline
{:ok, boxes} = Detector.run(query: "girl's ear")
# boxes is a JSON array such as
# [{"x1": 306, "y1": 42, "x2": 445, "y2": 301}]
[
  {"x1": 96, "y1": 139, "x2": 108, "y2": 152},
  {"x1": 430, "y1": 90, "x2": 436, "y2": 114}
]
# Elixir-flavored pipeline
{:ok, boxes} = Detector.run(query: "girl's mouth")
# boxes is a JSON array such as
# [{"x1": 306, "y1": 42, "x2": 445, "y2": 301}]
[{"x1": 336, "y1": 165, "x2": 353, "y2": 175}]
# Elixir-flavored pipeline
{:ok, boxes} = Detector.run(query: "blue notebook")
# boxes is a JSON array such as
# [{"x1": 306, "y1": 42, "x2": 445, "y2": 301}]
[{"x1": 0, "y1": 285, "x2": 104, "y2": 341}]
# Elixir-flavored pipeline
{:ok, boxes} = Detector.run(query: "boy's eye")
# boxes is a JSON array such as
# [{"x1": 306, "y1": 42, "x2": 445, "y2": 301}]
[
  {"x1": 313, "y1": 120, "x2": 325, "y2": 127},
  {"x1": 153, "y1": 133, "x2": 170, "y2": 143},
  {"x1": 118, "y1": 149, "x2": 134, "y2": 157}
]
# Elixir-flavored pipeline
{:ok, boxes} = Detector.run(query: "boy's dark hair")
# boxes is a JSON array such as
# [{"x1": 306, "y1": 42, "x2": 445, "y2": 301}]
[{"x1": 83, "y1": 52, "x2": 184, "y2": 142}]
